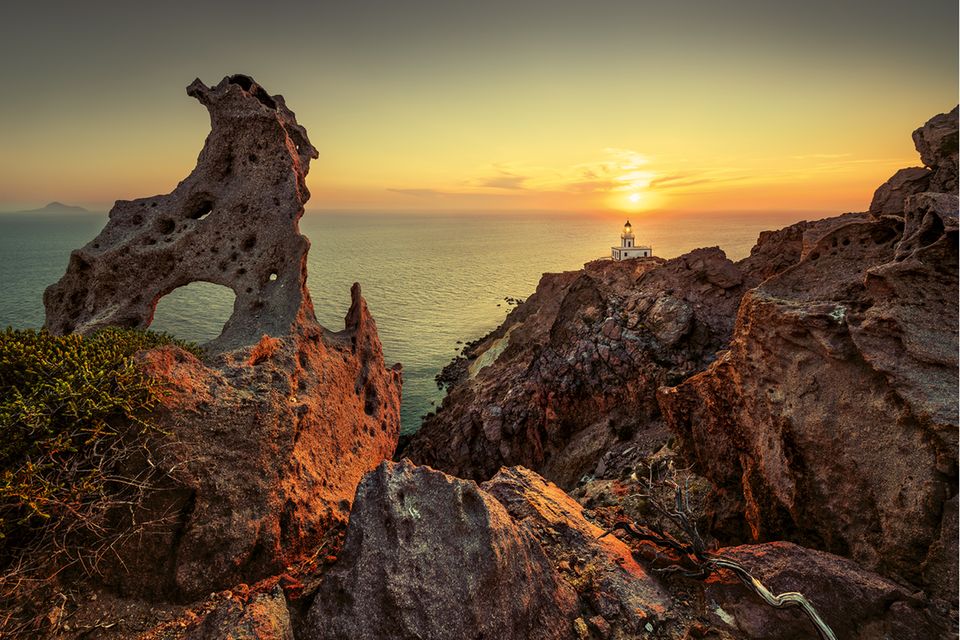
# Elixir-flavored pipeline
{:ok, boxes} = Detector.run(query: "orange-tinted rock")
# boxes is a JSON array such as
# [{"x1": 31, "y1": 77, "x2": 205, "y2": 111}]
[
  {"x1": 660, "y1": 109, "x2": 958, "y2": 602},
  {"x1": 41, "y1": 76, "x2": 402, "y2": 600},
  {"x1": 482, "y1": 466, "x2": 671, "y2": 634}
]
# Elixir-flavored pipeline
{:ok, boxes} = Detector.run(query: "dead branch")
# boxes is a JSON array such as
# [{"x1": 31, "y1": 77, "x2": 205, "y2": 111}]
[{"x1": 600, "y1": 462, "x2": 838, "y2": 640}]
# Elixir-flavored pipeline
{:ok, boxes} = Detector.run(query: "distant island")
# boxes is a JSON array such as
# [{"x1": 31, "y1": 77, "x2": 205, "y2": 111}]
[{"x1": 6, "y1": 201, "x2": 89, "y2": 214}]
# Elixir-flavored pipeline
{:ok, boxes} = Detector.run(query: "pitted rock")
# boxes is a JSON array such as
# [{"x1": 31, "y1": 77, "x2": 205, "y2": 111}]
[{"x1": 44, "y1": 74, "x2": 320, "y2": 353}]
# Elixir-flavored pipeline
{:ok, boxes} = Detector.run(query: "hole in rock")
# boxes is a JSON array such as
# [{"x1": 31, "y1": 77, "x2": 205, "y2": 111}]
[
  {"x1": 156, "y1": 218, "x2": 176, "y2": 235},
  {"x1": 187, "y1": 199, "x2": 214, "y2": 220},
  {"x1": 150, "y1": 281, "x2": 235, "y2": 345}
]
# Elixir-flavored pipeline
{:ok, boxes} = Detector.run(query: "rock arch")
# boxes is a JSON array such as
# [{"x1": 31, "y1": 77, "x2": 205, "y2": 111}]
[{"x1": 43, "y1": 74, "x2": 319, "y2": 353}]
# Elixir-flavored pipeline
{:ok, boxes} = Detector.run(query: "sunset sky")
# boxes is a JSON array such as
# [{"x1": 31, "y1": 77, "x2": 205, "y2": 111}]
[{"x1": 0, "y1": 0, "x2": 956, "y2": 215}]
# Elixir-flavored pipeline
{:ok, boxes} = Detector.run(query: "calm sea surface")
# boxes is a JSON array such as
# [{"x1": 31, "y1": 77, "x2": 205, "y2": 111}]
[{"x1": 0, "y1": 209, "x2": 819, "y2": 433}]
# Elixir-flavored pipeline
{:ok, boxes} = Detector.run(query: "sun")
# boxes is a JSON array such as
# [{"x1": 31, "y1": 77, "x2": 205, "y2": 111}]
[{"x1": 628, "y1": 193, "x2": 642, "y2": 203}]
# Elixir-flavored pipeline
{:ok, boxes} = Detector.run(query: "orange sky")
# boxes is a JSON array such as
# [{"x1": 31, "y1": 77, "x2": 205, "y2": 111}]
[{"x1": 0, "y1": 1, "x2": 956, "y2": 216}]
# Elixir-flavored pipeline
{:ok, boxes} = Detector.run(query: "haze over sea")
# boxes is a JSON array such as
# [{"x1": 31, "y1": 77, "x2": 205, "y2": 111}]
[{"x1": 0, "y1": 209, "x2": 819, "y2": 433}]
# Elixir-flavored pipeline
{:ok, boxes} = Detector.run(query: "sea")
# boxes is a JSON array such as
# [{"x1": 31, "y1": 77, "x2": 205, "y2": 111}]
[{"x1": 0, "y1": 209, "x2": 821, "y2": 434}]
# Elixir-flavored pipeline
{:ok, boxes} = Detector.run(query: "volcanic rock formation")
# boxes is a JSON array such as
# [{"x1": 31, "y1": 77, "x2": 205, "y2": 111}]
[
  {"x1": 402, "y1": 106, "x2": 958, "y2": 623},
  {"x1": 659, "y1": 107, "x2": 958, "y2": 603},
  {"x1": 481, "y1": 466, "x2": 672, "y2": 636},
  {"x1": 41, "y1": 75, "x2": 402, "y2": 599},
  {"x1": 703, "y1": 541, "x2": 948, "y2": 639},
  {"x1": 44, "y1": 75, "x2": 318, "y2": 353},
  {"x1": 404, "y1": 248, "x2": 747, "y2": 488}
]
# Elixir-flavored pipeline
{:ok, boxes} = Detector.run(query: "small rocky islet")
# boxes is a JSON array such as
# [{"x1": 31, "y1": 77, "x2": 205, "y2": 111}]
[{"x1": 1, "y1": 75, "x2": 956, "y2": 639}]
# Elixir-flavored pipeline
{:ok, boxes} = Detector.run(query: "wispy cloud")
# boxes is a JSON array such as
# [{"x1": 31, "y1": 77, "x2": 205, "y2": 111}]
[
  {"x1": 789, "y1": 152, "x2": 853, "y2": 160},
  {"x1": 389, "y1": 148, "x2": 796, "y2": 205},
  {"x1": 471, "y1": 165, "x2": 530, "y2": 190},
  {"x1": 387, "y1": 188, "x2": 452, "y2": 198}
]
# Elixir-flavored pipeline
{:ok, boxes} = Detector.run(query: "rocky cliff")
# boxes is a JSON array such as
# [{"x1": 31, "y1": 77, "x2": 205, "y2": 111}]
[
  {"x1": 41, "y1": 75, "x2": 402, "y2": 600},
  {"x1": 403, "y1": 106, "x2": 959, "y2": 621},
  {"x1": 404, "y1": 248, "x2": 747, "y2": 488},
  {"x1": 659, "y1": 108, "x2": 959, "y2": 604}
]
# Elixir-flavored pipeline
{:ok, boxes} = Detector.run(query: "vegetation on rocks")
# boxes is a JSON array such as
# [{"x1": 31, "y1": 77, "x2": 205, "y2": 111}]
[{"x1": 0, "y1": 328, "x2": 200, "y2": 601}]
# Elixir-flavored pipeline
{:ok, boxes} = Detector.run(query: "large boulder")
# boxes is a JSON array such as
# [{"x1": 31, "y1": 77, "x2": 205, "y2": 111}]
[
  {"x1": 41, "y1": 75, "x2": 402, "y2": 600},
  {"x1": 307, "y1": 460, "x2": 578, "y2": 640},
  {"x1": 659, "y1": 111, "x2": 958, "y2": 602}
]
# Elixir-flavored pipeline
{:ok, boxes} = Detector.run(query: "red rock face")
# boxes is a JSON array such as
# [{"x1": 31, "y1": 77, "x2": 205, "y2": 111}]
[
  {"x1": 40, "y1": 76, "x2": 402, "y2": 600},
  {"x1": 659, "y1": 108, "x2": 958, "y2": 602},
  {"x1": 405, "y1": 249, "x2": 747, "y2": 488}
]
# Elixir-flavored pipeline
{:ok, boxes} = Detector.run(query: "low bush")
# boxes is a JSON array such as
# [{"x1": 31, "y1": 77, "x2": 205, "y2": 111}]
[{"x1": 0, "y1": 327, "x2": 200, "y2": 575}]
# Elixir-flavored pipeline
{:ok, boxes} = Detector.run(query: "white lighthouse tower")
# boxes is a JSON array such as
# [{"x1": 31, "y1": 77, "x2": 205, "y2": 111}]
[{"x1": 611, "y1": 220, "x2": 652, "y2": 260}]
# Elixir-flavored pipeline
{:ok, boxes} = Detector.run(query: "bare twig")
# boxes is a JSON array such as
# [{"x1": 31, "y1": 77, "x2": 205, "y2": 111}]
[{"x1": 600, "y1": 463, "x2": 838, "y2": 640}]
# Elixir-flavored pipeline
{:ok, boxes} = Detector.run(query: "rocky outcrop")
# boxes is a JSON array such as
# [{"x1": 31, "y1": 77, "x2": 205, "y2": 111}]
[
  {"x1": 659, "y1": 107, "x2": 958, "y2": 602},
  {"x1": 481, "y1": 467, "x2": 672, "y2": 636},
  {"x1": 869, "y1": 167, "x2": 930, "y2": 215},
  {"x1": 869, "y1": 105, "x2": 957, "y2": 215},
  {"x1": 45, "y1": 75, "x2": 317, "y2": 353},
  {"x1": 307, "y1": 460, "x2": 578, "y2": 640},
  {"x1": 41, "y1": 76, "x2": 402, "y2": 600},
  {"x1": 405, "y1": 248, "x2": 747, "y2": 488},
  {"x1": 914, "y1": 105, "x2": 958, "y2": 193},
  {"x1": 704, "y1": 542, "x2": 949, "y2": 640}
]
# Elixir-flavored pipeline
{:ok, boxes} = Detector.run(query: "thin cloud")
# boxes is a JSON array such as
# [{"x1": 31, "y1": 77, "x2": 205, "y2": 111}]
[
  {"x1": 471, "y1": 165, "x2": 531, "y2": 190},
  {"x1": 789, "y1": 152, "x2": 853, "y2": 160},
  {"x1": 387, "y1": 188, "x2": 451, "y2": 198}
]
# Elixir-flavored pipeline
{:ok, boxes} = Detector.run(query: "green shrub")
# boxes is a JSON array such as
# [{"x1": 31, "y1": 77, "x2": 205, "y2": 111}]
[{"x1": 0, "y1": 327, "x2": 200, "y2": 554}]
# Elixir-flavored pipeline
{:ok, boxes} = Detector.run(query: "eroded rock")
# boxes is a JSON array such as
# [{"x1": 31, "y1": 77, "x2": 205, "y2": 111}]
[
  {"x1": 307, "y1": 460, "x2": 578, "y2": 640},
  {"x1": 913, "y1": 105, "x2": 958, "y2": 193},
  {"x1": 705, "y1": 542, "x2": 949, "y2": 640},
  {"x1": 482, "y1": 466, "x2": 672, "y2": 635},
  {"x1": 41, "y1": 76, "x2": 402, "y2": 600},
  {"x1": 659, "y1": 108, "x2": 959, "y2": 602},
  {"x1": 45, "y1": 74, "x2": 318, "y2": 353}
]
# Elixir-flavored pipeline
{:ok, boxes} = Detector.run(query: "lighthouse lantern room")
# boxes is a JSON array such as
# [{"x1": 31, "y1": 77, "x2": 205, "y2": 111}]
[{"x1": 611, "y1": 220, "x2": 652, "y2": 260}]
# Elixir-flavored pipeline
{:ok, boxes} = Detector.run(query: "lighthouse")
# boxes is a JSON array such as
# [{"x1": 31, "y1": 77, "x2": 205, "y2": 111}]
[{"x1": 611, "y1": 220, "x2": 652, "y2": 260}]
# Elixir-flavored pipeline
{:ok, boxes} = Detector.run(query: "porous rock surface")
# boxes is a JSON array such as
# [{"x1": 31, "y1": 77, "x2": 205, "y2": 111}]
[
  {"x1": 405, "y1": 247, "x2": 749, "y2": 489},
  {"x1": 42, "y1": 75, "x2": 402, "y2": 600},
  {"x1": 659, "y1": 107, "x2": 958, "y2": 602},
  {"x1": 307, "y1": 460, "x2": 578, "y2": 640},
  {"x1": 45, "y1": 75, "x2": 317, "y2": 353}
]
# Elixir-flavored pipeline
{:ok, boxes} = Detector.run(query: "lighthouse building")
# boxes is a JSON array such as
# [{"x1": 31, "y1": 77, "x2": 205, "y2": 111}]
[{"x1": 611, "y1": 220, "x2": 652, "y2": 260}]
